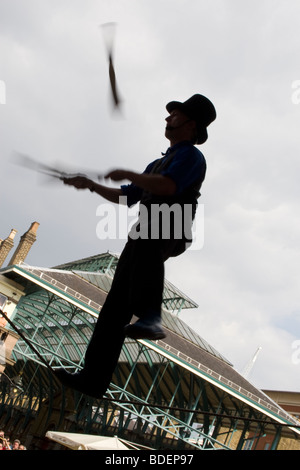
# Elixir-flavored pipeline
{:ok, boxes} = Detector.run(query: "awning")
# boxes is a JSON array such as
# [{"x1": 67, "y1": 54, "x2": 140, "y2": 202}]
[{"x1": 45, "y1": 431, "x2": 135, "y2": 450}]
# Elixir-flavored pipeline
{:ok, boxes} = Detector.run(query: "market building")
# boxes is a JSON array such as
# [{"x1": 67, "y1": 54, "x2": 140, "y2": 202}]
[{"x1": 0, "y1": 224, "x2": 299, "y2": 450}]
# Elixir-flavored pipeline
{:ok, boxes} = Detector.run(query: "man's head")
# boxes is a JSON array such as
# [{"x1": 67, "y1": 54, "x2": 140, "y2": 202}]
[
  {"x1": 165, "y1": 94, "x2": 216, "y2": 145},
  {"x1": 13, "y1": 439, "x2": 20, "y2": 450},
  {"x1": 165, "y1": 109, "x2": 197, "y2": 146}
]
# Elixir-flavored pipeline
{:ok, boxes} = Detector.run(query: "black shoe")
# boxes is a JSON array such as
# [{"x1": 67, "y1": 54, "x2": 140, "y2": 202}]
[
  {"x1": 124, "y1": 320, "x2": 166, "y2": 340},
  {"x1": 55, "y1": 369, "x2": 104, "y2": 398}
]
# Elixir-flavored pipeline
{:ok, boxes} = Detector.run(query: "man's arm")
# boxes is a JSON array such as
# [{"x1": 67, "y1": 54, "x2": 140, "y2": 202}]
[
  {"x1": 62, "y1": 176, "x2": 123, "y2": 204},
  {"x1": 62, "y1": 169, "x2": 177, "y2": 201},
  {"x1": 106, "y1": 169, "x2": 177, "y2": 196}
]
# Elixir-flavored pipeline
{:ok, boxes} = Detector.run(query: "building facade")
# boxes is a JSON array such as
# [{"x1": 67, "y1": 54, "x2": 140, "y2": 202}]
[{"x1": 0, "y1": 231, "x2": 299, "y2": 450}]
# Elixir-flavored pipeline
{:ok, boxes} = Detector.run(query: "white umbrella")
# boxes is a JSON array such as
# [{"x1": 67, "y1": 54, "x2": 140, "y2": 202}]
[{"x1": 46, "y1": 431, "x2": 133, "y2": 450}]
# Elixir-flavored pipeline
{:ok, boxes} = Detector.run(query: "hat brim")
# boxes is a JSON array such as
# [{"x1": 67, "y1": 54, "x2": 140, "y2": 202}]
[
  {"x1": 196, "y1": 127, "x2": 208, "y2": 145},
  {"x1": 166, "y1": 101, "x2": 185, "y2": 114}
]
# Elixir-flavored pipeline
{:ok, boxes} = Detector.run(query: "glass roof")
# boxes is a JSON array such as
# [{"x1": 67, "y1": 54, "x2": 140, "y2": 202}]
[
  {"x1": 56, "y1": 252, "x2": 198, "y2": 312},
  {"x1": 73, "y1": 269, "x2": 198, "y2": 313},
  {"x1": 161, "y1": 309, "x2": 230, "y2": 363},
  {"x1": 1, "y1": 252, "x2": 230, "y2": 366}
]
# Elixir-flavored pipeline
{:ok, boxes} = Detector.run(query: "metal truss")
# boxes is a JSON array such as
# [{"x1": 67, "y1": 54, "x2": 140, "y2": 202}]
[
  {"x1": 2, "y1": 288, "x2": 234, "y2": 449},
  {"x1": 1, "y1": 265, "x2": 297, "y2": 450},
  {"x1": 102, "y1": 383, "x2": 231, "y2": 450}
]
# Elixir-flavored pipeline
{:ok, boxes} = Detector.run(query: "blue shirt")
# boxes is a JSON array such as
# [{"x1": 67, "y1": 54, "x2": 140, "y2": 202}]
[{"x1": 121, "y1": 141, "x2": 206, "y2": 207}]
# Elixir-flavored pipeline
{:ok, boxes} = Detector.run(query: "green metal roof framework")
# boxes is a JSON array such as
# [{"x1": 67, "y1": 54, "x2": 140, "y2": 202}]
[{"x1": 0, "y1": 253, "x2": 299, "y2": 450}]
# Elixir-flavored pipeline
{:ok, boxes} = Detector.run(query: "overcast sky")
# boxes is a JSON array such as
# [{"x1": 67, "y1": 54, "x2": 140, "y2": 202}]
[{"x1": 1, "y1": 0, "x2": 300, "y2": 392}]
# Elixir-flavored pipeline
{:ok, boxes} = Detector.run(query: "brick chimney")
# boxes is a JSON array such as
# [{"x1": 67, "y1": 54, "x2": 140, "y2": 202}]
[
  {"x1": 0, "y1": 229, "x2": 17, "y2": 268},
  {"x1": 8, "y1": 222, "x2": 39, "y2": 266}
]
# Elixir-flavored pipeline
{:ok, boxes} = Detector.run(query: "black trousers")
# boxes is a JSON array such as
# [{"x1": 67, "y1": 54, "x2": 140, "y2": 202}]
[{"x1": 83, "y1": 236, "x2": 187, "y2": 393}]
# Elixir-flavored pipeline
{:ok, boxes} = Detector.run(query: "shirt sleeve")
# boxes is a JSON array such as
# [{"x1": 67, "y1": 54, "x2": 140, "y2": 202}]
[
  {"x1": 120, "y1": 159, "x2": 159, "y2": 207},
  {"x1": 121, "y1": 183, "x2": 143, "y2": 207},
  {"x1": 161, "y1": 146, "x2": 206, "y2": 194}
]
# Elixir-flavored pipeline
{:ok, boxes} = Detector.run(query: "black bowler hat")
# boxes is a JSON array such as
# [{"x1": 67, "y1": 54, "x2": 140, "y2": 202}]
[{"x1": 166, "y1": 94, "x2": 216, "y2": 144}]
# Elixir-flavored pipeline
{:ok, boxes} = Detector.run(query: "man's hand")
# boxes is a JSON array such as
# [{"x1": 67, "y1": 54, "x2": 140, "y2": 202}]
[
  {"x1": 105, "y1": 169, "x2": 132, "y2": 182},
  {"x1": 62, "y1": 175, "x2": 93, "y2": 190},
  {"x1": 62, "y1": 174, "x2": 123, "y2": 203}
]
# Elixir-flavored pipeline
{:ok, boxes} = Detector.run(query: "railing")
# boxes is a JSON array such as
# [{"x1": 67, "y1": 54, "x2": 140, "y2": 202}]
[
  {"x1": 155, "y1": 339, "x2": 300, "y2": 427},
  {"x1": 17, "y1": 263, "x2": 102, "y2": 312}
]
